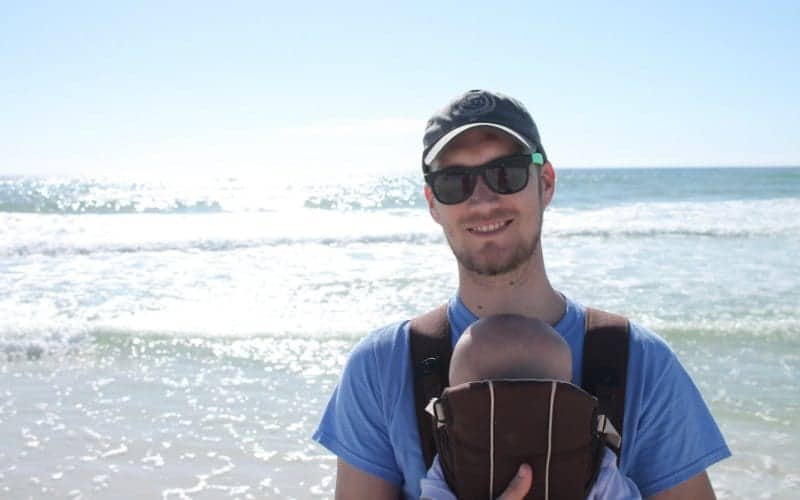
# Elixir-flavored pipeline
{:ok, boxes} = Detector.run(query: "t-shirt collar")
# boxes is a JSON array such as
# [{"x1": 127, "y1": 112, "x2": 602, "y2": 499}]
[{"x1": 447, "y1": 293, "x2": 579, "y2": 347}]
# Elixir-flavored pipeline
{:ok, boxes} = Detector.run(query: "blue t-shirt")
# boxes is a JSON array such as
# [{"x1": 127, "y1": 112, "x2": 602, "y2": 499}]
[{"x1": 313, "y1": 295, "x2": 731, "y2": 499}]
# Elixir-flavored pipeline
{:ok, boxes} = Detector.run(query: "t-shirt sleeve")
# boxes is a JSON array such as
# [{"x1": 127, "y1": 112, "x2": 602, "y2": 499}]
[
  {"x1": 623, "y1": 324, "x2": 731, "y2": 496},
  {"x1": 419, "y1": 455, "x2": 458, "y2": 500},
  {"x1": 312, "y1": 328, "x2": 403, "y2": 485},
  {"x1": 588, "y1": 448, "x2": 641, "y2": 500}
]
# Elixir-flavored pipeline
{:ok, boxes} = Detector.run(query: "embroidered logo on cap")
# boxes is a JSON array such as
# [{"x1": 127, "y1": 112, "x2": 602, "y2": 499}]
[{"x1": 454, "y1": 90, "x2": 496, "y2": 117}]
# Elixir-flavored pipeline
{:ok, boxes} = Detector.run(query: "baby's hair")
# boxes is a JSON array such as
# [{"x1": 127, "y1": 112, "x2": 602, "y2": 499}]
[{"x1": 449, "y1": 314, "x2": 572, "y2": 386}]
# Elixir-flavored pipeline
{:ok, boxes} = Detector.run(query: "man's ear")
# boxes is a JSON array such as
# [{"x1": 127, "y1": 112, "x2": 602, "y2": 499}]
[
  {"x1": 424, "y1": 185, "x2": 441, "y2": 224},
  {"x1": 539, "y1": 161, "x2": 556, "y2": 208}
]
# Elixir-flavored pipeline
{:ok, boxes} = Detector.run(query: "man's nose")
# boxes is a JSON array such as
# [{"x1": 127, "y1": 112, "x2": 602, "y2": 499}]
[{"x1": 468, "y1": 175, "x2": 499, "y2": 205}]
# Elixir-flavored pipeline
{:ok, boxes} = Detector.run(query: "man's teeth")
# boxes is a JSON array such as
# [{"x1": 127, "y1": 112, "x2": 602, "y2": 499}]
[{"x1": 470, "y1": 221, "x2": 506, "y2": 233}]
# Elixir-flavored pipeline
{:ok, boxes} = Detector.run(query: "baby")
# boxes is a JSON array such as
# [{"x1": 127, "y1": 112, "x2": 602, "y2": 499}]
[{"x1": 420, "y1": 314, "x2": 641, "y2": 500}]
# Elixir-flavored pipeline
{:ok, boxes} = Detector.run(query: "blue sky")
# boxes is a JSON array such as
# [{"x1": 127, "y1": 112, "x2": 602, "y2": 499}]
[{"x1": 2, "y1": 1, "x2": 798, "y2": 176}]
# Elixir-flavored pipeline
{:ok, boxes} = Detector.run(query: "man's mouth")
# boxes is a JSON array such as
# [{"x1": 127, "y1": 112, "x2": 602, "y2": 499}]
[{"x1": 467, "y1": 219, "x2": 513, "y2": 234}]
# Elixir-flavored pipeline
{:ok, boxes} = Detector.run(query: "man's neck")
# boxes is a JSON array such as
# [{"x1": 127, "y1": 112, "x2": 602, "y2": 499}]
[{"x1": 457, "y1": 251, "x2": 566, "y2": 325}]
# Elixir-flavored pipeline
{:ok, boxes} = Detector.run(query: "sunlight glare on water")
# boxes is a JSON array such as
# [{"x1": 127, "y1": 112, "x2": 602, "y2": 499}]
[{"x1": 1, "y1": 168, "x2": 799, "y2": 498}]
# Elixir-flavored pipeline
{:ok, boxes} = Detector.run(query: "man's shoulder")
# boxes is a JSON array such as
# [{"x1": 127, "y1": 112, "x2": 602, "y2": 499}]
[
  {"x1": 361, "y1": 319, "x2": 410, "y2": 349},
  {"x1": 625, "y1": 319, "x2": 679, "y2": 368},
  {"x1": 573, "y1": 299, "x2": 676, "y2": 360},
  {"x1": 571, "y1": 299, "x2": 679, "y2": 381},
  {"x1": 342, "y1": 319, "x2": 412, "y2": 375}
]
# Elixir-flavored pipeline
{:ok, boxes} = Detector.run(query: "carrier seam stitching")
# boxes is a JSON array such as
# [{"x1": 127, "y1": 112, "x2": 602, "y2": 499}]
[
  {"x1": 488, "y1": 380, "x2": 495, "y2": 500},
  {"x1": 545, "y1": 381, "x2": 556, "y2": 500}
]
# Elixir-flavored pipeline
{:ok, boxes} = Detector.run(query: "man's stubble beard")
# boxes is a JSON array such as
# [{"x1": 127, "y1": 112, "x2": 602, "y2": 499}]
[{"x1": 448, "y1": 226, "x2": 542, "y2": 277}]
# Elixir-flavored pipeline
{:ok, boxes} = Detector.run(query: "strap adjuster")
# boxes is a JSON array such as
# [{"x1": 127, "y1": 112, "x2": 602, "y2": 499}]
[{"x1": 425, "y1": 397, "x2": 447, "y2": 428}]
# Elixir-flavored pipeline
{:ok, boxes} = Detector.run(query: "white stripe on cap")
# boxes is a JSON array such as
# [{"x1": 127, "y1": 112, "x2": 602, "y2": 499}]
[{"x1": 424, "y1": 122, "x2": 533, "y2": 166}]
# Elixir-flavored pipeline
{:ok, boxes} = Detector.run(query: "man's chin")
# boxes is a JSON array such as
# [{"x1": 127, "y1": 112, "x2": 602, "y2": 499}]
[
  {"x1": 457, "y1": 252, "x2": 530, "y2": 277},
  {"x1": 450, "y1": 234, "x2": 540, "y2": 277}
]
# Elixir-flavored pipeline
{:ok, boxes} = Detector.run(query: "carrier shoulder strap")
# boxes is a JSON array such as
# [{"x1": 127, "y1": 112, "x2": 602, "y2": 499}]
[
  {"x1": 409, "y1": 303, "x2": 451, "y2": 469},
  {"x1": 581, "y1": 307, "x2": 630, "y2": 461}
]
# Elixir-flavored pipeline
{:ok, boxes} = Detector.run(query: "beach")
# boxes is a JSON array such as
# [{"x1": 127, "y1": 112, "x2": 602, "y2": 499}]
[{"x1": 1, "y1": 167, "x2": 798, "y2": 499}]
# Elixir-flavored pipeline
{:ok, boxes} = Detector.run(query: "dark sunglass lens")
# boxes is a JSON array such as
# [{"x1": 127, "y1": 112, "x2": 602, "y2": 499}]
[
  {"x1": 485, "y1": 163, "x2": 529, "y2": 194},
  {"x1": 434, "y1": 170, "x2": 475, "y2": 204}
]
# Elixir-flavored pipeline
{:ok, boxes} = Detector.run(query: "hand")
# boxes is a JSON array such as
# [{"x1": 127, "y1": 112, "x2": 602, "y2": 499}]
[{"x1": 496, "y1": 464, "x2": 533, "y2": 500}]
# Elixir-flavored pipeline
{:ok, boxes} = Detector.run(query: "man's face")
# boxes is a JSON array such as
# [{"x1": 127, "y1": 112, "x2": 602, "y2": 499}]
[{"x1": 424, "y1": 128, "x2": 554, "y2": 276}]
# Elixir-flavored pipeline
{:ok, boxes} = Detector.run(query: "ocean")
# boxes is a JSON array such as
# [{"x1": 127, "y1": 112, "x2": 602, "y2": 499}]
[{"x1": 1, "y1": 167, "x2": 798, "y2": 499}]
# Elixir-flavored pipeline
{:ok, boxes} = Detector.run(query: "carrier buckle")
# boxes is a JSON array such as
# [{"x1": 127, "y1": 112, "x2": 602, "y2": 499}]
[{"x1": 425, "y1": 398, "x2": 447, "y2": 428}]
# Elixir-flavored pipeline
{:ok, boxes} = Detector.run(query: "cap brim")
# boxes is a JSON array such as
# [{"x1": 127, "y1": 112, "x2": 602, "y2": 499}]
[{"x1": 423, "y1": 122, "x2": 533, "y2": 166}]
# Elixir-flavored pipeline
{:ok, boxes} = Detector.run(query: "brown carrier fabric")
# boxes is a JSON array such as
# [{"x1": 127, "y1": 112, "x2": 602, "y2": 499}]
[
  {"x1": 431, "y1": 380, "x2": 604, "y2": 500},
  {"x1": 409, "y1": 303, "x2": 631, "y2": 476}
]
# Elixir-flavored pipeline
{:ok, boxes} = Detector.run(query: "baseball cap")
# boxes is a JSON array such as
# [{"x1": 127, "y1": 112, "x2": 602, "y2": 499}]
[{"x1": 422, "y1": 89, "x2": 547, "y2": 172}]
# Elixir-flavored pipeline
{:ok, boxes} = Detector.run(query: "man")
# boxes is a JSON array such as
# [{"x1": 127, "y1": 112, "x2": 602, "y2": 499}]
[{"x1": 314, "y1": 89, "x2": 730, "y2": 499}]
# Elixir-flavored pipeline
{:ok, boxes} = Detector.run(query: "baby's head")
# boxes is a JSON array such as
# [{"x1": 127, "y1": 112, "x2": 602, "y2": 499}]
[{"x1": 449, "y1": 314, "x2": 572, "y2": 386}]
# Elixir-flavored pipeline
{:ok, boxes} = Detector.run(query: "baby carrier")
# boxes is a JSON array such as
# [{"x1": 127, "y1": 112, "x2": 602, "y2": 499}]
[{"x1": 411, "y1": 306, "x2": 629, "y2": 500}]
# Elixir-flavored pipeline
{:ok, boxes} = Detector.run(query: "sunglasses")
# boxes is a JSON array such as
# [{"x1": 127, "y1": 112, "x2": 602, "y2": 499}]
[{"x1": 424, "y1": 153, "x2": 544, "y2": 205}]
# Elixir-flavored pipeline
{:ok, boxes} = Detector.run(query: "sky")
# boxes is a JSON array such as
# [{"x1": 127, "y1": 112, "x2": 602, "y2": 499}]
[{"x1": 1, "y1": 0, "x2": 798, "y2": 177}]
